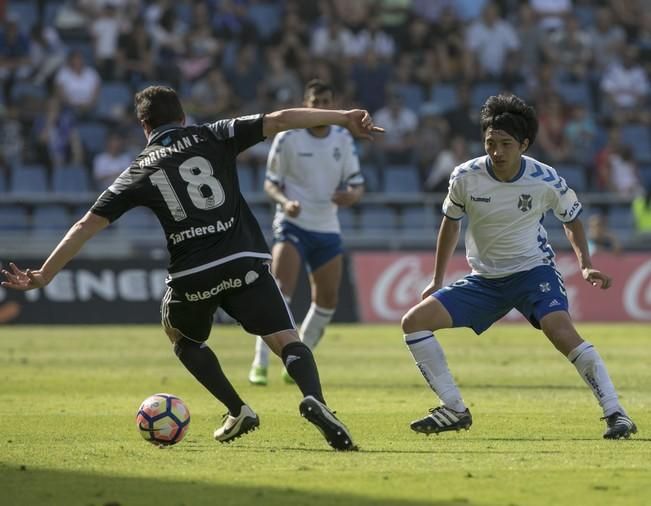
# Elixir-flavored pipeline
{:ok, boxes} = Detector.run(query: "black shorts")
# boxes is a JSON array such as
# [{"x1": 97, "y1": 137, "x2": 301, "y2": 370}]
[{"x1": 161, "y1": 257, "x2": 295, "y2": 342}]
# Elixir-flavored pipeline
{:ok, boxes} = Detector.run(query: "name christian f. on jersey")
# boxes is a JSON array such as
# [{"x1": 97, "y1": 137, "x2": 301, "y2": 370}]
[
  {"x1": 442, "y1": 155, "x2": 582, "y2": 277},
  {"x1": 266, "y1": 127, "x2": 363, "y2": 233},
  {"x1": 91, "y1": 115, "x2": 270, "y2": 278}
]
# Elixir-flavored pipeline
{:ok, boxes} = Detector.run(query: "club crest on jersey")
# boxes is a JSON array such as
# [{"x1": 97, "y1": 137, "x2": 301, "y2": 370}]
[
  {"x1": 333, "y1": 147, "x2": 341, "y2": 161},
  {"x1": 518, "y1": 194, "x2": 532, "y2": 212}
]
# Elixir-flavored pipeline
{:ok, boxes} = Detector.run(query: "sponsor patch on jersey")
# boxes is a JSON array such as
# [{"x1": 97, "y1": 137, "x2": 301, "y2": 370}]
[
  {"x1": 184, "y1": 277, "x2": 243, "y2": 301},
  {"x1": 539, "y1": 282, "x2": 551, "y2": 293},
  {"x1": 470, "y1": 195, "x2": 491, "y2": 203}
]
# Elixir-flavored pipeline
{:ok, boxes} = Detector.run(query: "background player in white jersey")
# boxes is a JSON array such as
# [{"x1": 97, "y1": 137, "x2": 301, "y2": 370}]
[
  {"x1": 401, "y1": 94, "x2": 637, "y2": 440},
  {"x1": 249, "y1": 80, "x2": 364, "y2": 385}
]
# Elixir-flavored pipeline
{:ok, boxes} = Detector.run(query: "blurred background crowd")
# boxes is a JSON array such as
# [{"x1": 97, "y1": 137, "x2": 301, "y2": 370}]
[{"x1": 1, "y1": 0, "x2": 651, "y2": 252}]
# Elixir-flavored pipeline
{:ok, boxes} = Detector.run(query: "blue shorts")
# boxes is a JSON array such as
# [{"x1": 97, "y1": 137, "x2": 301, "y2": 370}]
[
  {"x1": 273, "y1": 221, "x2": 343, "y2": 272},
  {"x1": 433, "y1": 265, "x2": 569, "y2": 335}
]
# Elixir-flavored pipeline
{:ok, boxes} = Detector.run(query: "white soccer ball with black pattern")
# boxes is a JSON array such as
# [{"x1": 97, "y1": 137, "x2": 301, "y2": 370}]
[{"x1": 136, "y1": 393, "x2": 190, "y2": 446}]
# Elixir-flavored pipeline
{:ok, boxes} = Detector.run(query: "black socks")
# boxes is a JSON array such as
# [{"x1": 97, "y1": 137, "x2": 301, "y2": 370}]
[
  {"x1": 281, "y1": 341, "x2": 325, "y2": 404},
  {"x1": 174, "y1": 338, "x2": 244, "y2": 416}
]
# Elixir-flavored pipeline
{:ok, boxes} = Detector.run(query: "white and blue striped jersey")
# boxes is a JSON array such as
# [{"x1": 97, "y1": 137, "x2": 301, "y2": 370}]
[
  {"x1": 442, "y1": 155, "x2": 582, "y2": 278},
  {"x1": 266, "y1": 127, "x2": 363, "y2": 233}
]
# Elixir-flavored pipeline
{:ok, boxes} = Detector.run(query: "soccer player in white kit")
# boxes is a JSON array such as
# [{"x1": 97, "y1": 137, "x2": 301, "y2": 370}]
[
  {"x1": 249, "y1": 80, "x2": 365, "y2": 385},
  {"x1": 402, "y1": 94, "x2": 637, "y2": 439}
]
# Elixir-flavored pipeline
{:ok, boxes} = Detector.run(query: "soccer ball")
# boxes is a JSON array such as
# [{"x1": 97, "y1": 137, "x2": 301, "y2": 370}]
[{"x1": 136, "y1": 393, "x2": 190, "y2": 446}]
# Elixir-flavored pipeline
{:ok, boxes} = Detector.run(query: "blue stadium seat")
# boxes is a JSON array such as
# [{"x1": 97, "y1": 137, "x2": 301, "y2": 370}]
[
  {"x1": 7, "y1": 1, "x2": 39, "y2": 32},
  {"x1": 0, "y1": 172, "x2": 6, "y2": 193},
  {"x1": 557, "y1": 81, "x2": 592, "y2": 108},
  {"x1": 117, "y1": 207, "x2": 158, "y2": 231},
  {"x1": 247, "y1": 2, "x2": 282, "y2": 40},
  {"x1": 358, "y1": 205, "x2": 397, "y2": 231},
  {"x1": 78, "y1": 121, "x2": 109, "y2": 156},
  {"x1": 620, "y1": 125, "x2": 651, "y2": 163},
  {"x1": 52, "y1": 166, "x2": 91, "y2": 193},
  {"x1": 361, "y1": 165, "x2": 381, "y2": 192},
  {"x1": 96, "y1": 82, "x2": 133, "y2": 120},
  {"x1": 639, "y1": 165, "x2": 651, "y2": 188},
  {"x1": 471, "y1": 82, "x2": 502, "y2": 108},
  {"x1": 32, "y1": 205, "x2": 71, "y2": 232},
  {"x1": 10, "y1": 81, "x2": 47, "y2": 103},
  {"x1": 608, "y1": 207, "x2": 635, "y2": 230},
  {"x1": 237, "y1": 165, "x2": 258, "y2": 194},
  {"x1": 11, "y1": 165, "x2": 49, "y2": 193},
  {"x1": 556, "y1": 164, "x2": 588, "y2": 193},
  {"x1": 0, "y1": 205, "x2": 30, "y2": 231},
  {"x1": 383, "y1": 165, "x2": 421, "y2": 193},
  {"x1": 430, "y1": 84, "x2": 458, "y2": 113},
  {"x1": 401, "y1": 206, "x2": 437, "y2": 230},
  {"x1": 395, "y1": 84, "x2": 424, "y2": 115}
]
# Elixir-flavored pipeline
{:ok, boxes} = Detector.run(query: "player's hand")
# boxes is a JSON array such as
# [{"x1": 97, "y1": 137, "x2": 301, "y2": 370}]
[
  {"x1": 1, "y1": 263, "x2": 48, "y2": 291},
  {"x1": 331, "y1": 190, "x2": 358, "y2": 207},
  {"x1": 582, "y1": 268, "x2": 612, "y2": 289},
  {"x1": 421, "y1": 280, "x2": 442, "y2": 300},
  {"x1": 343, "y1": 110, "x2": 384, "y2": 141},
  {"x1": 283, "y1": 200, "x2": 301, "y2": 218}
]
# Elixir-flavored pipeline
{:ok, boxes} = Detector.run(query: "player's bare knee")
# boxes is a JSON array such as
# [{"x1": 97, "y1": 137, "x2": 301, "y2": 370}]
[{"x1": 401, "y1": 308, "x2": 422, "y2": 334}]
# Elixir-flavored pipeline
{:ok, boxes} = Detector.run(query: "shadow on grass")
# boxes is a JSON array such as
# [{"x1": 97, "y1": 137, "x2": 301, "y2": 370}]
[{"x1": 0, "y1": 465, "x2": 476, "y2": 506}]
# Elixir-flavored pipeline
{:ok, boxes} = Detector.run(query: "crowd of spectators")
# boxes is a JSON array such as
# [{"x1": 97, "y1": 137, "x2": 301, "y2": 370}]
[{"x1": 1, "y1": 0, "x2": 651, "y2": 237}]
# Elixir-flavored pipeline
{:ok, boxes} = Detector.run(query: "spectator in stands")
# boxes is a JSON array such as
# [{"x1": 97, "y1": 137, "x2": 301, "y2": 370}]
[
  {"x1": 178, "y1": 2, "x2": 221, "y2": 83},
  {"x1": 225, "y1": 43, "x2": 264, "y2": 103},
  {"x1": 92, "y1": 132, "x2": 132, "y2": 190},
  {"x1": 600, "y1": 45, "x2": 650, "y2": 124},
  {"x1": 351, "y1": 49, "x2": 392, "y2": 113},
  {"x1": 587, "y1": 213, "x2": 621, "y2": 255},
  {"x1": 148, "y1": 4, "x2": 185, "y2": 88},
  {"x1": 431, "y1": 6, "x2": 467, "y2": 81},
  {"x1": 185, "y1": 68, "x2": 238, "y2": 123},
  {"x1": 425, "y1": 135, "x2": 469, "y2": 193},
  {"x1": 310, "y1": 15, "x2": 351, "y2": 62},
  {"x1": 116, "y1": 16, "x2": 154, "y2": 87},
  {"x1": 564, "y1": 104, "x2": 598, "y2": 167},
  {"x1": 344, "y1": 14, "x2": 396, "y2": 61},
  {"x1": 444, "y1": 83, "x2": 481, "y2": 153},
  {"x1": 54, "y1": 50, "x2": 101, "y2": 117},
  {"x1": 463, "y1": 2, "x2": 520, "y2": 83},
  {"x1": 529, "y1": 0, "x2": 572, "y2": 32},
  {"x1": 414, "y1": 103, "x2": 449, "y2": 180},
  {"x1": 545, "y1": 15, "x2": 593, "y2": 82},
  {"x1": 588, "y1": 6, "x2": 626, "y2": 72},
  {"x1": 31, "y1": 97, "x2": 84, "y2": 172},
  {"x1": 601, "y1": 145, "x2": 643, "y2": 199},
  {"x1": 90, "y1": 3, "x2": 125, "y2": 79},
  {"x1": 516, "y1": 4, "x2": 547, "y2": 79},
  {"x1": 632, "y1": 188, "x2": 651, "y2": 234},
  {"x1": 264, "y1": 48, "x2": 302, "y2": 106},
  {"x1": 371, "y1": 91, "x2": 418, "y2": 167},
  {"x1": 0, "y1": 104, "x2": 24, "y2": 169},
  {"x1": 535, "y1": 94, "x2": 571, "y2": 163},
  {"x1": 28, "y1": 23, "x2": 66, "y2": 88},
  {"x1": 270, "y1": 9, "x2": 310, "y2": 69},
  {"x1": 0, "y1": 17, "x2": 31, "y2": 105}
]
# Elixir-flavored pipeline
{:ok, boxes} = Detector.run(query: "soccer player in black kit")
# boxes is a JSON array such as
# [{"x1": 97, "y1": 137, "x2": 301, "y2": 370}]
[{"x1": 1, "y1": 86, "x2": 383, "y2": 451}]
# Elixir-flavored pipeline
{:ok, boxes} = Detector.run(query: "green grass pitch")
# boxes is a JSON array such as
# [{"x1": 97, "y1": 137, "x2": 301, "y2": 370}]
[{"x1": 0, "y1": 323, "x2": 649, "y2": 506}]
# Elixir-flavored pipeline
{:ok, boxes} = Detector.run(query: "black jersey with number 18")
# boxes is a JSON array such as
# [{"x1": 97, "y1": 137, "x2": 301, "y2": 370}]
[{"x1": 91, "y1": 115, "x2": 271, "y2": 279}]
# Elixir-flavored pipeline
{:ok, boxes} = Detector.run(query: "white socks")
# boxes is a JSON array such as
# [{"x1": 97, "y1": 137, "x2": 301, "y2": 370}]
[
  {"x1": 300, "y1": 303, "x2": 335, "y2": 350},
  {"x1": 567, "y1": 341, "x2": 623, "y2": 417},
  {"x1": 404, "y1": 331, "x2": 466, "y2": 412}
]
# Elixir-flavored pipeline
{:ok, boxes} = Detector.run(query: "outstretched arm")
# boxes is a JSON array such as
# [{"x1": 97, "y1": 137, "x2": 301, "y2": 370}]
[
  {"x1": 1, "y1": 212, "x2": 110, "y2": 290},
  {"x1": 421, "y1": 216, "x2": 461, "y2": 299},
  {"x1": 263, "y1": 108, "x2": 384, "y2": 140},
  {"x1": 563, "y1": 218, "x2": 612, "y2": 289}
]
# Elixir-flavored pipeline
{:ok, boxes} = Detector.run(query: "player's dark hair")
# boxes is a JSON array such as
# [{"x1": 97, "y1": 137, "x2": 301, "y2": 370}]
[
  {"x1": 135, "y1": 86, "x2": 185, "y2": 130},
  {"x1": 304, "y1": 79, "x2": 333, "y2": 99},
  {"x1": 480, "y1": 94, "x2": 538, "y2": 149}
]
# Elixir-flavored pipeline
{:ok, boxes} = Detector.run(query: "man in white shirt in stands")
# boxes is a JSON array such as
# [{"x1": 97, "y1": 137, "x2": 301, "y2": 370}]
[
  {"x1": 401, "y1": 94, "x2": 637, "y2": 440},
  {"x1": 249, "y1": 79, "x2": 365, "y2": 385}
]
